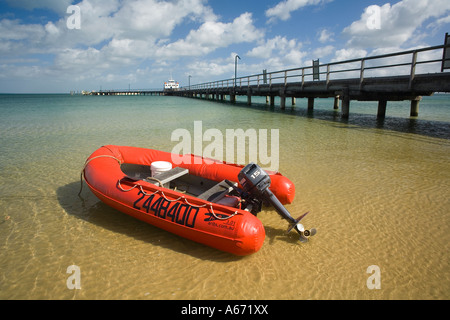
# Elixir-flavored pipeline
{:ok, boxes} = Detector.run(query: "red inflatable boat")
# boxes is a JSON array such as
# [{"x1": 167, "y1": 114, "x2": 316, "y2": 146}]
[{"x1": 82, "y1": 145, "x2": 310, "y2": 256}]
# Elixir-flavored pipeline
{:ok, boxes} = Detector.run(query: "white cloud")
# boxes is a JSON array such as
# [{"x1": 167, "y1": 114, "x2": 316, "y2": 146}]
[
  {"x1": 156, "y1": 12, "x2": 264, "y2": 59},
  {"x1": 318, "y1": 29, "x2": 334, "y2": 43},
  {"x1": 427, "y1": 14, "x2": 450, "y2": 33},
  {"x1": 313, "y1": 45, "x2": 335, "y2": 58},
  {"x1": 0, "y1": 0, "x2": 267, "y2": 91},
  {"x1": 0, "y1": 19, "x2": 45, "y2": 41},
  {"x1": 113, "y1": 0, "x2": 216, "y2": 40},
  {"x1": 187, "y1": 60, "x2": 233, "y2": 78},
  {"x1": 0, "y1": 19, "x2": 49, "y2": 56},
  {"x1": 3, "y1": 0, "x2": 447, "y2": 93},
  {"x1": 332, "y1": 48, "x2": 367, "y2": 62},
  {"x1": 266, "y1": 0, "x2": 332, "y2": 22},
  {"x1": 247, "y1": 36, "x2": 299, "y2": 59},
  {"x1": 247, "y1": 36, "x2": 307, "y2": 72},
  {"x1": 343, "y1": 0, "x2": 450, "y2": 49},
  {"x1": 1, "y1": 0, "x2": 217, "y2": 57}
]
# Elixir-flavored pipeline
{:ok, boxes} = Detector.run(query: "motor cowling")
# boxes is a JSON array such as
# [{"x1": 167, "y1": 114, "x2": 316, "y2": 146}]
[
  {"x1": 238, "y1": 163, "x2": 271, "y2": 198},
  {"x1": 238, "y1": 163, "x2": 315, "y2": 239},
  {"x1": 238, "y1": 163, "x2": 295, "y2": 222}
]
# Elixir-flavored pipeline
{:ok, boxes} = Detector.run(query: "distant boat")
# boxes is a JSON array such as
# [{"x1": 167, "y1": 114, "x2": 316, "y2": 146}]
[{"x1": 164, "y1": 78, "x2": 179, "y2": 90}]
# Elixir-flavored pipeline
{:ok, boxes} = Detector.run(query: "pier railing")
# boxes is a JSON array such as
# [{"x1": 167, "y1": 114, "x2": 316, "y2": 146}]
[{"x1": 186, "y1": 44, "x2": 450, "y2": 91}]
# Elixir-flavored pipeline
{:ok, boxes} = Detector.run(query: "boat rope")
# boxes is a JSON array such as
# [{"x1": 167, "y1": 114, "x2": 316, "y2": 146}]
[{"x1": 117, "y1": 178, "x2": 240, "y2": 220}]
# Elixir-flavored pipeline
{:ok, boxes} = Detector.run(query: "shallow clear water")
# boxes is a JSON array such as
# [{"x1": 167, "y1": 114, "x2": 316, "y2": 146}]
[{"x1": 0, "y1": 94, "x2": 449, "y2": 299}]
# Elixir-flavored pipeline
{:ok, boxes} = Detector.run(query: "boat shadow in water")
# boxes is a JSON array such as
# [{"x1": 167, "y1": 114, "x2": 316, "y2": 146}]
[{"x1": 58, "y1": 181, "x2": 277, "y2": 261}]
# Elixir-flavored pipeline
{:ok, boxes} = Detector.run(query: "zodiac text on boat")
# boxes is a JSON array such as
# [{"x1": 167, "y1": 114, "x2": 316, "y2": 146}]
[{"x1": 171, "y1": 121, "x2": 279, "y2": 172}]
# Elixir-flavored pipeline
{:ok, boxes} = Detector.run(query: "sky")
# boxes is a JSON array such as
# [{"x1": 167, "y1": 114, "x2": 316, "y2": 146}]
[{"x1": 0, "y1": 0, "x2": 449, "y2": 93}]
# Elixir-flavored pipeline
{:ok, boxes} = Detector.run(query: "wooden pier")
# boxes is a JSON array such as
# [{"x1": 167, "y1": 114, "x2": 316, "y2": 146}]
[
  {"x1": 173, "y1": 43, "x2": 450, "y2": 118},
  {"x1": 87, "y1": 89, "x2": 165, "y2": 96}
]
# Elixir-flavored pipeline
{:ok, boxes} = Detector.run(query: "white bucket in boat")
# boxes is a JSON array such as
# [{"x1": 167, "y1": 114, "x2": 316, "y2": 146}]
[{"x1": 151, "y1": 161, "x2": 172, "y2": 177}]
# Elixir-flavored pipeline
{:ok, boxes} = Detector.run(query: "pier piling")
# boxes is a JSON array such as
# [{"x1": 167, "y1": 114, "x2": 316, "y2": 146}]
[
  {"x1": 334, "y1": 96, "x2": 340, "y2": 110},
  {"x1": 308, "y1": 98, "x2": 315, "y2": 111},
  {"x1": 377, "y1": 100, "x2": 387, "y2": 118},
  {"x1": 280, "y1": 96, "x2": 286, "y2": 110},
  {"x1": 410, "y1": 97, "x2": 421, "y2": 117},
  {"x1": 342, "y1": 94, "x2": 350, "y2": 119}
]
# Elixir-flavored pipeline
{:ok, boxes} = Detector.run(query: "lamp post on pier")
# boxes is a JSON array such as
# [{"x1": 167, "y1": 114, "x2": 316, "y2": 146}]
[{"x1": 234, "y1": 54, "x2": 241, "y2": 88}]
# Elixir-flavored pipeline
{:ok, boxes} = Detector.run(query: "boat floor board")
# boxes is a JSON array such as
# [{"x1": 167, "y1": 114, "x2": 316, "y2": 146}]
[
  {"x1": 197, "y1": 180, "x2": 238, "y2": 203},
  {"x1": 120, "y1": 163, "x2": 152, "y2": 181},
  {"x1": 144, "y1": 167, "x2": 189, "y2": 187}
]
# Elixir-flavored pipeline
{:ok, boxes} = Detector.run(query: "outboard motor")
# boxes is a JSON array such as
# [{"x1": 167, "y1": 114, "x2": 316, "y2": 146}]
[{"x1": 238, "y1": 163, "x2": 316, "y2": 242}]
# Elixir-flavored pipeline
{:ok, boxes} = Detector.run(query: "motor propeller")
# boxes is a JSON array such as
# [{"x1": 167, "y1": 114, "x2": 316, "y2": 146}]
[
  {"x1": 292, "y1": 217, "x2": 318, "y2": 243},
  {"x1": 238, "y1": 163, "x2": 317, "y2": 242}
]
